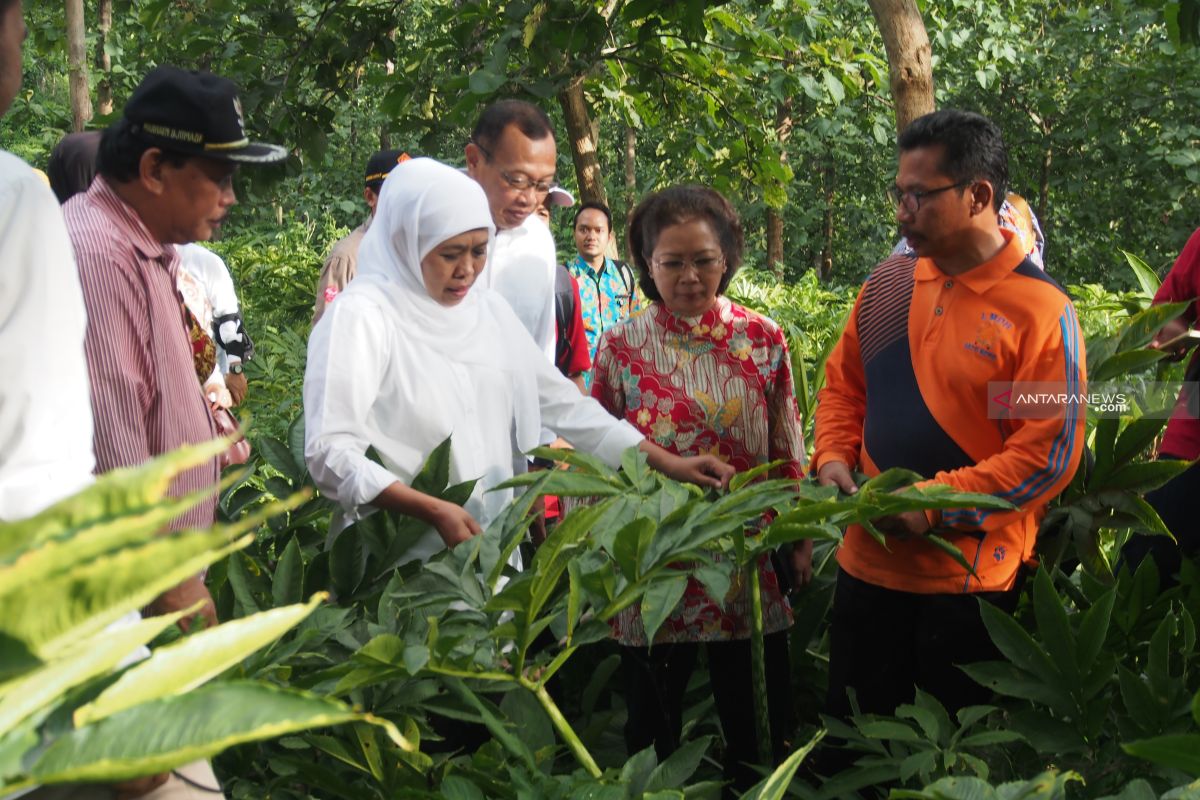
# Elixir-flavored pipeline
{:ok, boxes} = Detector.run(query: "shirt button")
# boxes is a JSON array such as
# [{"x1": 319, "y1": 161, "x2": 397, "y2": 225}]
[
  {"x1": 944, "y1": 280, "x2": 954, "y2": 289},
  {"x1": 935, "y1": 306, "x2": 943, "y2": 315}
]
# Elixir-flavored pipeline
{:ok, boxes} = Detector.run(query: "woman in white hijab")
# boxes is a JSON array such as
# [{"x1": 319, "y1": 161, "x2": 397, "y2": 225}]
[{"x1": 304, "y1": 158, "x2": 732, "y2": 559}]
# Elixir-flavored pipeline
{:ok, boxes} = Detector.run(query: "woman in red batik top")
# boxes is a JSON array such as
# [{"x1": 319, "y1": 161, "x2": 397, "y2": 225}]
[{"x1": 590, "y1": 184, "x2": 810, "y2": 796}]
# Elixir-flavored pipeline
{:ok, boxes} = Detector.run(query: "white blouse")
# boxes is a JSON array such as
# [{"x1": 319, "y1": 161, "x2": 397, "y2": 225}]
[{"x1": 304, "y1": 286, "x2": 643, "y2": 564}]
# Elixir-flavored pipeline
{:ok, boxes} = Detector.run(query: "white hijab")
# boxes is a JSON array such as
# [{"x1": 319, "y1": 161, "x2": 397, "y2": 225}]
[{"x1": 352, "y1": 157, "x2": 543, "y2": 454}]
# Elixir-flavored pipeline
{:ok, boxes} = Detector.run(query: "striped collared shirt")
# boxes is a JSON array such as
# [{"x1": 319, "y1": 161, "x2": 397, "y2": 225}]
[{"x1": 64, "y1": 177, "x2": 218, "y2": 531}]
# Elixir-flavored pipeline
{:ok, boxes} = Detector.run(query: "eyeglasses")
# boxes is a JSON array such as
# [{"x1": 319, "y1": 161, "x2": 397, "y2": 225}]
[
  {"x1": 652, "y1": 255, "x2": 726, "y2": 274},
  {"x1": 472, "y1": 139, "x2": 557, "y2": 196},
  {"x1": 886, "y1": 181, "x2": 970, "y2": 213}
]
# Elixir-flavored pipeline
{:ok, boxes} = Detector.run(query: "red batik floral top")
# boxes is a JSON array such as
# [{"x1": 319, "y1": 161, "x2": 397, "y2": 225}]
[{"x1": 592, "y1": 296, "x2": 805, "y2": 645}]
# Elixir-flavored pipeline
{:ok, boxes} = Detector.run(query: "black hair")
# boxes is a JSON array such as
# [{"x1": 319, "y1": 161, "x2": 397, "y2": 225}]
[
  {"x1": 897, "y1": 109, "x2": 1008, "y2": 212},
  {"x1": 627, "y1": 185, "x2": 744, "y2": 304},
  {"x1": 573, "y1": 201, "x2": 612, "y2": 231},
  {"x1": 470, "y1": 99, "x2": 553, "y2": 153},
  {"x1": 97, "y1": 117, "x2": 189, "y2": 183}
]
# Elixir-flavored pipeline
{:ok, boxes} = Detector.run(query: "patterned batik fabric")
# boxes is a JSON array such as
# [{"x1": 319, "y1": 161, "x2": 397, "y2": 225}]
[
  {"x1": 591, "y1": 296, "x2": 806, "y2": 645},
  {"x1": 567, "y1": 255, "x2": 643, "y2": 388}
]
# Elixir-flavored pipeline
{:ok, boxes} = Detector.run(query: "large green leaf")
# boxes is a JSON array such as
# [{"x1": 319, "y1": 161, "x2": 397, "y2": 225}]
[
  {"x1": 0, "y1": 490, "x2": 211, "y2": 596},
  {"x1": 0, "y1": 609, "x2": 188, "y2": 737},
  {"x1": 1123, "y1": 250, "x2": 1162, "y2": 298},
  {"x1": 258, "y1": 435, "x2": 303, "y2": 484},
  {"x1": 74, "y1": 594, "x2": 327, "y2": 726},
  {"x1": 1123, "y1": 734, "x2": 1200, "y2": 776},
  {"x1": 1116, "y1": 302, "x2": 1189, "y2": 354},
  {"x1": 24, "y1": 682, "x2": 403, "y2": 786},
  {"x1": 0, "y1": 439, "x2": 230, "y2": 561},
  {"x1": 0, "y1": 530, "x2": 252, "y2": 659},
  {"x1": 640, "y1": 574, "x2": 689, "y2": 645},
  {"x1": 273, "y1": 536, "x2": 305, "y2": 607}
]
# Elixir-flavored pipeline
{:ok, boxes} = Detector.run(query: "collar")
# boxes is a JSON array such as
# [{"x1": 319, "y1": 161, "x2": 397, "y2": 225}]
[
  {"x1": 653, "y1": 295, "x2": 732, "y2": 336},
  {"x1": 91, "y1": 177, "x2": 178, "y2": 266},
  {"x1": 913, "y1": 229, "x2": 1024, "y2": 295},
  {"x1": 570, "y1": 254, "x2": 612, "y2": 278}
]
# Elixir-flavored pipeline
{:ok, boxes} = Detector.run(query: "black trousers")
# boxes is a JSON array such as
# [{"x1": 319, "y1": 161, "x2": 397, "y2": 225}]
[
  {"x1": 824, "y1": 569, "x2": 1020, "y2": 721},
  {"x1": 621, "y1": 632, "x2": 793, "y2": 797},
  {"x1": 1119, "y1": 455, "x2": 1200, "y2": 587}
]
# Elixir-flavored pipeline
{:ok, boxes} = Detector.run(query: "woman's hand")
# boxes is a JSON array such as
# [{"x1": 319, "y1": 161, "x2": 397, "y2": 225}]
[
  {"x1": 372, "y1": 482, "x2": 482, "y2": 549},
  {"x1": 639, "y1": 441, "x2": 734, "y2": 490},
  {"x1": 428, "y1": 499, "x2": 483, "y2": 548},
  {"x1": 205, "y1": 382, "x2": 233, "y2": 410}
]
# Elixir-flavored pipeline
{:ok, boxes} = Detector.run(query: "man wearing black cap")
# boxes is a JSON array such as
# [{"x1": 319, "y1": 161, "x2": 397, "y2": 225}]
[
  {"x1": 58, "y1": 67, "x2": 285, "y2": 796},
  {"x1": 312, "y1": 148, "x2": 409, "y2": 324}
]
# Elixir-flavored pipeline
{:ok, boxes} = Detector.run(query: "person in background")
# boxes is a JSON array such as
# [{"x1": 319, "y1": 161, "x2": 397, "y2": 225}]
[
  {"x1": 313, "y1": 148, "x2": 410, "y2": 324},
  {"x1": 813, "y1": 110, "x2": 1085, "y2": 756},
  {"x1": 464, "y1": 100, "x2": 559, "y2": 365},
  {"x1": 48, "y1": 130, "x2": 255, "y2": 407},
  {"x1": 1120, "y1": 228, "x2": 1200, "y2": 584},
  {"x1": 590, "y1": 185, "x2": 808, "y2": 796},
  {"x1": 568, "y1": 200, "x2": 642, "y2": 389}
]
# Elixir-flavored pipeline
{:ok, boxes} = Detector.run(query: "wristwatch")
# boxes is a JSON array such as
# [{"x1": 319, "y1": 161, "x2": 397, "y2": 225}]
[{"x1": 229, "y1": 362, "x2": 244, "y2": 375}]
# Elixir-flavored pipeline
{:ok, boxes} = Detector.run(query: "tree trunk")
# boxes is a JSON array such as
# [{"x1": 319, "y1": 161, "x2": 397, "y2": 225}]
[
  {"x1": 819, "y1": 160, "x2": 835, "y2": 282},
  {"x1": 1038, "y1": 145, "x2": 1051, "y2": 225},
  {"x1": 867, "y1": 0, "x2": 934, "y2": 133},
  {"x1": 767, "y1": 211, "x2": 785, "y2": 279},
  {"x1": 766, "y1": 102, "x2": 794, "y2": 279},
  {"x1": 94, "y1": 0, "x2": 112, "y2": 116},
  {"x1": 558, "y1": 76, "x2": 607, "y2": 207},
  {"x1": 624, "y1": 127, "x2": 636, "y2": 227},
  {"x1": 66, "y1": 0, "x2": 92, "y2": 131}
]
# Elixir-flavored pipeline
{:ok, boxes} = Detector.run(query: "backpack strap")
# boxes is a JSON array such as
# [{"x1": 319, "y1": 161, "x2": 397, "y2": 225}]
[
  {"x1": 553, "y1": 264, "x2": 576, "y2": 375},
  {"x1": 611, "y1": 259, "x2": 636, "y2": 312}
]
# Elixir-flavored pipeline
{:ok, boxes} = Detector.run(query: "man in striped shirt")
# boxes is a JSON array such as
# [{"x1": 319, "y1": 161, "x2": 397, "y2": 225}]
[
  {"x1": 63, "y1": 66, "x2": 286, "y2": 633},
  {"x1": 813, "y1": 110, "x2": 1086, "y2": 731}
]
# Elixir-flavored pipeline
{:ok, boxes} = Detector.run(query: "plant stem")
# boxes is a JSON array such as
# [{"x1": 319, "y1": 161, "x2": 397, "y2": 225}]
[
  {"x1": 749, "y1": 560, "x2": 771, "y2": 764},
  {"x1": 525, "y1": 679, "x2": 603, "y2": 778}
]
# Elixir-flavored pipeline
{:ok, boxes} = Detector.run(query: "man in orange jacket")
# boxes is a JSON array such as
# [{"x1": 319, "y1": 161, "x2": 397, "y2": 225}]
[{"x1": 813, "y1": 110, "x2": 1086, "y2": 723}]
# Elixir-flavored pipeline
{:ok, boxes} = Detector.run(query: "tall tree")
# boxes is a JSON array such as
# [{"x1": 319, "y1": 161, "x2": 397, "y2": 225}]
[
  {"x1": 65, "y1": 0, "x2": 91, "y2": 130},
  {"x1": 93, "y1": 0, "x2": 112, "y2": 116},
  {"x1": 868, "y1": 0, "x2": 934, "y2": 132}
]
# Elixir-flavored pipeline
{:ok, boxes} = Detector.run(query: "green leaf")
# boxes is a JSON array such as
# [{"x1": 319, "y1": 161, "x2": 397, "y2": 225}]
[
  {"x1": 858, "y1": 720, "x2": 922, "y2": 742},
  {"x1": 287, "y1": 415, "x2": 307, "y2": 480},
  {"x1": 467, "y1": 68, "x2": 506, "y2": 95},
  {"x1": 273, "y1": 537, "x2": 305, "y2": 607},
  {"x1": 1123, "y1": 250, "x2": 1162, "y2": 297},
  {"x1": 1116, "y1": 302, "x2": 1189, "y2": 353},
  {"x1": 640, "y1": 574, "x2": 689, "y2": 645},
  {"x1": 0, "y1": 529, "x2": 252, "y2": 659},
  {"x1": 329, "y1": 528, "x2": 366, "y2": 597},
  {"x1": 729, "y1": 461, "x2": 787, "y2": 493},
  {"x1": 412, "y1": 437, "x2": 452, "y2": 495},
  {"x1": 0, "y1": 440, "x2": 230, "y2": 560},
  {"x1": 524, "y1": 447, "x2": 613, "y2": 476},
  {"x1": 1123, "y1": 734, "x2": 1200, "y2": 775},
  {"x1": 30, "y1": 682, "x2": 404, "y2": 784},
  {"x1": 621, "y1": 447, "x2": 656, "y2": 494},
  {"x1": 259, "y1": 435, "x2": 303, "y2": 483},
  {"x1": 1031, "y1": 570, "x2": 1079, "y2": 686},
  {"x1": 0, "y1": 611, "x2": 186, "y2": 737},
  {"x1": 620, "y1": 746, "x2": 660, "y2": 796},
  {"x1": 1114, "y1": 417, "x2": 1169, "y2": 467},
  {"x1": 1076, "y1": 589, "x2": 1116, "y2": 671},
  {"x1": 441, "y1": 775, "x2": 485, "y2": 800},
  {"x1": 1099, "y1": 460, "x2": 1192, "y2": 493},
  {"x1": 1091, "y1": 349, "x2": 1168, "y2": 382},
  {"x1": 741, "y1": 729, "x2": 824, "y2": 800},
  {"x1": 74, "y1": 594, "x2": 326, "y2": 726},
  {"x1": 645, "y1": 736, "x2": 711, "y2": 791}
]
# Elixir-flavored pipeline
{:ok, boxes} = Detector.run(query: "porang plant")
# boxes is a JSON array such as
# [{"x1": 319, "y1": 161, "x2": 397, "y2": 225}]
[{"x1": 0, "y1": 440, "x2": 410, "y2": 794}]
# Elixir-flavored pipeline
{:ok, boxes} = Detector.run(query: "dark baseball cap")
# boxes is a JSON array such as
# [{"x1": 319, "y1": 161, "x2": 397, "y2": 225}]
[
  {"x1": 123, "y1": 65, "x2": 287, "y2": 164},
  {"x1": 364, "y1": 149, "x2": 412, "y2": 187}
]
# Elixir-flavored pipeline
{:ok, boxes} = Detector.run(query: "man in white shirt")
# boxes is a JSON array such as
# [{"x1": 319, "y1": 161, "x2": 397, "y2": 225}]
[
  {"x1": 0, "y1": 1, "x2": 95, "y2": 521},
  {"x1": 464, "y1": 100, "x2": 559, "y2": 364}
]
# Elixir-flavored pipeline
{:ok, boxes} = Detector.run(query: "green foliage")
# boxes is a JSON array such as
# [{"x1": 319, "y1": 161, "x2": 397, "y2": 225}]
[{"x1": 0, "y1": 443, "x2": 399, "y2": 792}]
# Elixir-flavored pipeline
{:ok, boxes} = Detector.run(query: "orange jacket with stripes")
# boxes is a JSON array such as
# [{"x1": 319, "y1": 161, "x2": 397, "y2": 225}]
[{"x1": 813, "y1": 231, "x2": 1087, "y2": 594}]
